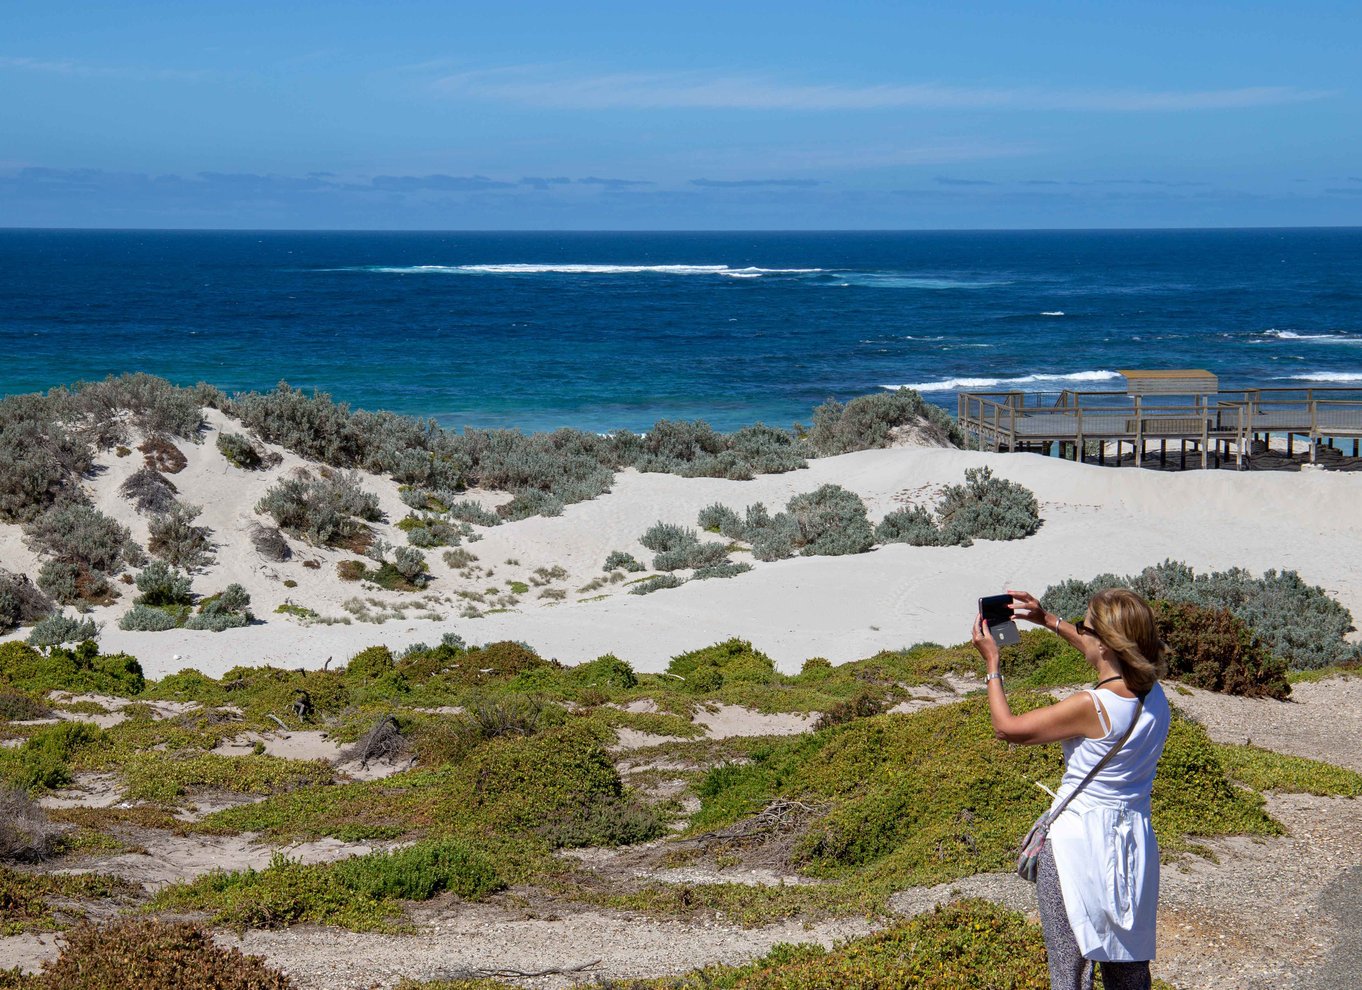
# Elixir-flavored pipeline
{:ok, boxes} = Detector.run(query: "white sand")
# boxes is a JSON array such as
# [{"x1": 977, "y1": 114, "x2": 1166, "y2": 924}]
[{"x1": 5, "y1": 410, "x2": 1362, "y2": 677}]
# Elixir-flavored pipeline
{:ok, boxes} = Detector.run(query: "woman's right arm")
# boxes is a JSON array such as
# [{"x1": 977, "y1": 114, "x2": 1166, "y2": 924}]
[{"x1": 1008, "y1": 589, "x2": 1086, "y2": 651}]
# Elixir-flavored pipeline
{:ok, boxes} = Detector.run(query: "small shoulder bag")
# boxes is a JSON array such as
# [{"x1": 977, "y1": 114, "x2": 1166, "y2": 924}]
[{"x1": 1016, "y1": 692, "x2": 1145, "y2": 882}]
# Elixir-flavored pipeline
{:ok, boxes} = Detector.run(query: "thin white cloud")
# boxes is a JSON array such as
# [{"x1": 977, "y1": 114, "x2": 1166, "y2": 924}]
[
  {"x1": 0, "y1": 55, "x2": 211, "y2": 82},
  {"x1": 432, "y1": 66, "x2": 1330, "y2": 113}
]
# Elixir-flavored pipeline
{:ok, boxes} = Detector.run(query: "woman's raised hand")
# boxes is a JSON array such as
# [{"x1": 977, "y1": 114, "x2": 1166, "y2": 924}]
[
  {"x1": 1006, "y1": 590, "x2": 1047, "y2": 625},
  {"x1": 971, "y1": 613, "x2": 999, "y2": 665}
]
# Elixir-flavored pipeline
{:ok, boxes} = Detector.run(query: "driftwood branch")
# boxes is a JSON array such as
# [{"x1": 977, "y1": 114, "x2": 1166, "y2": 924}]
[
  {"x1": 433, "y1": 959, "x2": 602, "y2": 980},
  {"x1": 266, "y1": 713, "x2": 291, "y2": 734}
]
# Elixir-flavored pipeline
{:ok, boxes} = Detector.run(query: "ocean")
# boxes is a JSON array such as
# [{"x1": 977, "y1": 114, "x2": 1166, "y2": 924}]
[{"x1": 3, "y1": 228, "x2": 1361, "y2": 433}]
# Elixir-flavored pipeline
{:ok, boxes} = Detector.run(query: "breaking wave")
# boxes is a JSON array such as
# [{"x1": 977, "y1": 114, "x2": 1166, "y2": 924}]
[{"x1": 884, "y1": 370, "x2": 1122, "y2": 393}]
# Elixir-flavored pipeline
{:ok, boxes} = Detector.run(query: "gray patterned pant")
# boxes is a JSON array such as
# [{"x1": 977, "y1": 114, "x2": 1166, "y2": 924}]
[{"x1": 1037, "y1": 843, "x2": 1152, "y2": 990}]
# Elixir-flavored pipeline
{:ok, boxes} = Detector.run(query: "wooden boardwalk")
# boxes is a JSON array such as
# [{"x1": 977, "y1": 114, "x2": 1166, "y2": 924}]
[{"x1": 957, "y1": 381, "x2": 1362, "y2": 469}]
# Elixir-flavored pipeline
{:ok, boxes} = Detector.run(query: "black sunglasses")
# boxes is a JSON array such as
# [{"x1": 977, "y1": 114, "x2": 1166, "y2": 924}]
[{"x1": 1074, "y1": 618, "x2": 1095, "y2": 636}]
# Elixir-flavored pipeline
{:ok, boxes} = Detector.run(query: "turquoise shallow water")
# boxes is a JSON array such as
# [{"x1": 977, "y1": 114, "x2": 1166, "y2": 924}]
[{"x1": 3, "y1": 228, "x2": 1361, "y2": 432}]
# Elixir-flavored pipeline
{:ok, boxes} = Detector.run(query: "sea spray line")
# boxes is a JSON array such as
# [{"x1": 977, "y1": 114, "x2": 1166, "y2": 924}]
[
  {"x1": 883, "y1": 370, "x2": 1122, "y2": 393},
  {"x1": 347, "y1": 263, "x2": 825, "y2": 276},
  {"x1": 1259, "y1": 329, "x2": 1360, "y2": 343}
]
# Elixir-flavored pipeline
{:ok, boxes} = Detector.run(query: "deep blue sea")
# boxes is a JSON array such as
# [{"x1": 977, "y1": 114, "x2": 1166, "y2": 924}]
[{"x1": 3, "y1": 228, "x2": 1361, "y2": 433}]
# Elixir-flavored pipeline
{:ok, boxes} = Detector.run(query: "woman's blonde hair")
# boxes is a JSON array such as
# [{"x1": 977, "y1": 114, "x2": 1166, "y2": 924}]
[{"x1": 1086, "y1": 588, "x2": 1167, "y2": 693}]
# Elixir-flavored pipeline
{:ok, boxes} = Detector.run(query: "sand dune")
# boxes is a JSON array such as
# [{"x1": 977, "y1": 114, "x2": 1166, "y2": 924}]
[{"x1": 4, "y1": 408, "x2": 1361, "y2": 678}]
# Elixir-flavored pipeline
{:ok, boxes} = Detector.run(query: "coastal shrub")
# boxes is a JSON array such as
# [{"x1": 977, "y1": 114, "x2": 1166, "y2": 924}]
[
  {"x1": 806, "y1": 388, "x2": 963, "y2": 455},
  {"x1": 446, "y1": 499, "x2": 501, "y2": 527},
  {"x1": 729, "y1": 900, "x2": 1050, "y2": 990},
  {"x1": 0, "y1": 393, "x2": 93, "y2": 523},
  {"x1": 248, "y1": 522, "x2": 291, "y2": 562},
  {"x1": 120, "y1": 751, "x2": 333, "y2": 802},
  {"x1": 30, "y1": 918, "x2": 294, "y2": 990},
  {"x1": 935, "y1": 467, "x2": 1041, "y2": 546},
  {"x1": 631, "y1": 420, "x2": 806, "y2": 480},
  {"x1": 153, "y1": 840, "x2": 504, "y2": 932},
  {"x1": 184, "y1": 584, "x2": 253, "y2": 631},
  {"x1": 118, "y1": 605, "x2": 181, "y2": 632},
  {"x1": 1043, "y1": 562, "x2": 1361, "y2": 670},
  {"x1": 875, "y1": 505, "x2": 942, "y2": 546},
  {"x1": 27, "y1": 613, "x2": 100, "y2": 648},
  {"x1": 227, "y1": 381, "x2": 427, "y2": 472},
  {"x1": 568, "y1": 654, "x2": 638, "y2": 690},
  {"x1": 603, "y1": 550, "x2": 645, "y2": 572},
  {"x1": 256, "y1": 470, "x2": 381, "y2": 546},
  {"x1": 0, "y1": 787, "x2": 62, "y2": 862},
  {"x1": 35, "y1": 561, "x2": 84, "y2": 606},
  {"x1": 134, "y1": 561, "x2": 193, "y2": 607},
  {"x1": 461, "y1": 426, "x2": 614, "y2": 513},
  {"x1": 640, "y1": 522, "x2": 699, "y2": 553},
  {"x1": 786, "y1": 484, "x2": 875, "y2": 556},
  {"x1": 147, "y1": 503, "x2": 216, "y2": 571},
  {"x1": 24, "y1": 504, "x2": 141, "y2": 576},
  {"x1": 442, "y1": 548, "x2": 477, "y2": 569},
  {"x1": 812, "y1": 691, "x2": 889, "y2": 731},
  {"x1": 75, "y1": 372, "x2": 206, "y2": 439},
  {"x1": 0, "y1": 721, "x2": 107, "y2": 792},
  {"x1": 654, "y1": 541, "x2": 732, "y2": 572},
  {"x1": 0, "y1": 689, "x2": 50, "y2": 721},
  {"x1": 727, "y1": 423, "x2": 810, "y2": 474},
  {"x1": 139, "y1": 434, "x2": 189, "y2": 474},
  {"x1": 1153, "y1": 601, "x2": 1290, "y2": 700},
  {"x1": 749, "y1": 513, "x2": 801, "y2": 562},
  {"x1": 215, "y1": 431, "x2": 278, "y2": 470},
  {"x1": 0, "y1": 571, "x2": 53, "y2": 633},
  {"x1": 118, "y1": 467, "x2": 178, "y2": 514},
  {"x1": 1040, "y1": 573, "x2": 1131, "y2": 622},
  {"x1": 398, "y1": 514, "x2": 469, "y2": 548},
  {"x1": 667, "y1": 639, "x2": 778, "y2": 692},
  {"x1": 0, "y1": 640, "x2": 145, "y2": 696},
  {"x1": 697, "y1": 503, "x2": 744, "y2": 535},
  {"x1": 497, "y1": 488, "x2": 565, "y2": 520},
  {"x1": 540, "y1": 793, "x2": 670, "y2": 849},
  {"x1": 217, "y1": 431, "x2": 261, "y2": 468},
  {"x1": 391, "y1": 547, "x2": 428, "y2": 584},
  {"x1": 693, "y1": 561, "x2": 753, "y2": 581},
  {"x1": 629, "y1": 574, "x2": 684, "y2": 596}
]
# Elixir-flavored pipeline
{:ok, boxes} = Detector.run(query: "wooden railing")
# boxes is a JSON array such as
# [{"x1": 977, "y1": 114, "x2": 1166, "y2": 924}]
[{"x1": 955, "y1": 386, "x2": 1362, "y2": 468}]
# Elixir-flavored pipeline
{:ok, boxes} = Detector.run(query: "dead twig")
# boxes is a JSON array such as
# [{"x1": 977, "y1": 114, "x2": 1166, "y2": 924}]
[{"x1": 433, "y1": 959, "x2": 602, "y2": 980}]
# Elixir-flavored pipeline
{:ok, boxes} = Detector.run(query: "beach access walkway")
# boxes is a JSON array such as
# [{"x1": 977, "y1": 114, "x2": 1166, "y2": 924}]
[{"x1": 957, "y1": 370, "x2": 1362, "y2": 470}]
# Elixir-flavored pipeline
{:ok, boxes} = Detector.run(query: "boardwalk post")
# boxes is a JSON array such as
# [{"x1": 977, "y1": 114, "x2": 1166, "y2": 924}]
[{"x1": 1134, "y1": 394, "x2": 1144, "y2": 468}]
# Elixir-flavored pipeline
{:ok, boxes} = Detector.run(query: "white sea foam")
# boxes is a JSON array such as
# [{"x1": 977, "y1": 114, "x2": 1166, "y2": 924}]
[
  {"x1": 1281, "y1": 372, "x2": 1362, "y2": 383},
  {"x1": 1260, "y1": 329, "x2": 1355, "y2": 341},
  {"x1": 884, "y1": 370, "x2": 1122, "y2": 393},
  {"x1": 359, "y1": 263, "x2": 823, "y2": 276},
  {"x1": 838, "y1": 273, "x2": 1011, "y2": 290},
  {"x1": 1040, "y1": 311, "x2": 1065, "y2": 316}
]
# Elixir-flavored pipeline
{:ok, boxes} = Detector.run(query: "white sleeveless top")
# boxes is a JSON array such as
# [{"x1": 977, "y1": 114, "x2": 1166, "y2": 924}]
[
  {"x1": 1057, "y1": 683, "x2": 1170, "y2": 812},
  {"x1": 1049, "y1": 682, "x2": 1171, "y2": 962}
]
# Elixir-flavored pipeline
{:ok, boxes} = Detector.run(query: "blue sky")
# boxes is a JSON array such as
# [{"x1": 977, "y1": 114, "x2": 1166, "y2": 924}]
[{"x1": 3, "y1": 1, "x2": 1360, "y2": 229}]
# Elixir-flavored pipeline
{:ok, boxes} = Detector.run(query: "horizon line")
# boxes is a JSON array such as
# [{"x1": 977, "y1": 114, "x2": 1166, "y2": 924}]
[{"x1": 4, "y1": 224, "x2": 1362, "y2": 235}]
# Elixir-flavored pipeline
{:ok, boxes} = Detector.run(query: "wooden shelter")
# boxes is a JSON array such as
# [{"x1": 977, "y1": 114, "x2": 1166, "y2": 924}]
[{"x1": 956, "y1": 371, "x2": 1362, "y2": 470}]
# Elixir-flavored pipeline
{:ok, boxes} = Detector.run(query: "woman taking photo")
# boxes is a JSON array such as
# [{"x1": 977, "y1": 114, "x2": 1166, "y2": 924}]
[{"x1": 972, "y1": 588, "x2": 1171, "y2": 990}]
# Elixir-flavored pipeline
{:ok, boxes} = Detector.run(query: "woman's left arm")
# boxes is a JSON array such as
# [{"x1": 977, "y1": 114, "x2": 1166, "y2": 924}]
[{"x1": 972, "y1": 614, "x2": 1103, "y2": 745}]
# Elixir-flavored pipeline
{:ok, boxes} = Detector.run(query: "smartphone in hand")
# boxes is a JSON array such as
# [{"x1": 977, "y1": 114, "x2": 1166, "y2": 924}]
[{"x1": 978, "y1": 594, "x2": 1022, "y2": 646}]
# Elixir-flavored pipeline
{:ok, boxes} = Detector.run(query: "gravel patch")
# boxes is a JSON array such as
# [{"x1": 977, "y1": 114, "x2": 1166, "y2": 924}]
[
  {"x1": 1167, "y1": 677, "x2": 1362, "y2": 773},
  {"x1": 230, "y1": 901, "x2": 872, "y2": 989}
]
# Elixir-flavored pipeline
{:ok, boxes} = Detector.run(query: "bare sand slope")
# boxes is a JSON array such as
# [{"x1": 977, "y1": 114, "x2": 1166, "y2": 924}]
[{"x1": 4, "y1": 410, "x2": 1360, "y2": 677}]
